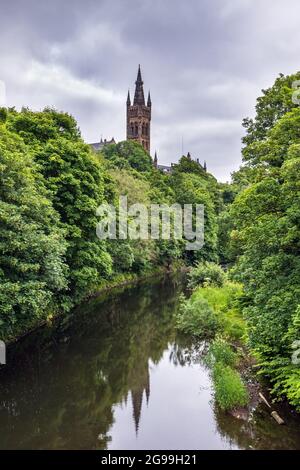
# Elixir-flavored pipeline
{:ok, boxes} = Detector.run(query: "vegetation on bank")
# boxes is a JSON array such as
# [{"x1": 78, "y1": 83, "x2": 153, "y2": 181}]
[
  {"x1": 1, "y1": 69, "x2": 300, "y2": 413},
  {"x1": 176, "y1": 265, "x2": 249, "y2": 411},
  {"x1": 0, "y1": 107, "x2": 224, "y2": 342},
  {"x1": 177, "y1": 71, "x2": 300, "y2": 412},
  {"x1": 212, "y1": 363, "x2": 249, "y2": 411},
  {"x1": 230, "y1": 72, "x2": 300, "y2": 411},
  {"x1": 177, "y1": 269, "x2": 245, "y2": 342}
]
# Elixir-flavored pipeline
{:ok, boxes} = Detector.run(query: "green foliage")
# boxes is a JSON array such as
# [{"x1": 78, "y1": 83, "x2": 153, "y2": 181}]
[
  {"x1": 172, "y1": 155, "x2": 207, "y2": 176},
  {"x1": 176, "y1": 295, "x2": 219, "y2": 338},
  {"x1": 212, "y1": 363, "x2": 249, "y2": 411},
  {"x1": 231, "y1": 109, "x2": 300, "y2": 355},
  {"x1": 102, "y1": 140, "x2": 153, "y2": 173},
  {"x1": 206, "y1": 337, "x2": 238, "y2": 368},
  {"x1": 109, "y1": 168, "x2": 150, "y2": 205},
  {"x1": 217, "y1": 209, "x2": 234, "y2": 264},
  {"x1": 0, "y1": 108, "x2": 7, "y2": 123},
  {"x1": 206, "y1": 338, "x2": 248, "y2": 412},
  {"x1": 242, "y1": 72, "x2": 300, "y2": 162},
  {"x1": 255, "y1": 355, "x2": 300, "y2": 411},
  {"x1": 0, "y1": 125, "x2": 68, "y2": 340},
  {"x1": 0, "y1": 106, "x2": 221, "y2": 341},
  {"x1": 230, "y1": 71, "x2": 300, "y2": 409},
  {"x1": 188, "y1": 261, "x2": 226, "y2": 288},
  {"x1": 7, "y1": 106, "x2": 80, "y2": 144},
  {"x1": 170, "y1": 171, "x2": 218, "y2": 264},
  {"x1": 176, "y1": 282, "x2": 245, "y2": 341},
  {"x1": 6, "y1": 108, "x2": 113, "y2": 302},
  {"x1": 191, "y1": 282, "x2": 246, "y2": 341}
]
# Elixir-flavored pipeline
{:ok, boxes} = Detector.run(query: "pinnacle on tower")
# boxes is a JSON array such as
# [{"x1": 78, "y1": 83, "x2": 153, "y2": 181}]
[
  {"x1": 137, "y1": 64, "x2": 142, "y2": 82},
  {"x1": 147, "y1": 91, "x2": 152, "y2": 107},
  {"x1": 127, "y1": 89, "x2": 131, "y2": 106},
  {"x1": 154, "y1": 150, "x2": 158, "y2": 168},
  {"x1": 133, "y1": 64, "x2": 145, "y2": 105}
]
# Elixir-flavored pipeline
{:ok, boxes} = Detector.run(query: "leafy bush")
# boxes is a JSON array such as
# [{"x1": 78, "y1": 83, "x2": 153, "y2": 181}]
[
  {"x1": 176, "y1": 295, "x2": 219, "y2": 337},
  {"x1": 212, "y1": 363, "x2": 249, "y2": 411},
  {"x1": 191, "y1": 282, "x2": 246, "y2": 341},
  {"x1": 258, "y1": 356, "x2": 300, "y2": 412},
  {"x1": 188, "y1": 262, "x2": 226, "y2": 288},
  {"x1": 206, "y1": 337, "x2": 238, "y2": 367}
]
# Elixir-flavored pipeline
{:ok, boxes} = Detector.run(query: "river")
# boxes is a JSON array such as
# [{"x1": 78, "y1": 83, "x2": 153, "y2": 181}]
[{"x1": 0, "y1": 274, "x2": 300, "y2": 449}]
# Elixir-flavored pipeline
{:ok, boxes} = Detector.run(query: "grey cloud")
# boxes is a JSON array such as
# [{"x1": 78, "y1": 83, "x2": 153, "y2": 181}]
[{"x1": 1, "y1": 0, "x2": 300, "y2": 181}]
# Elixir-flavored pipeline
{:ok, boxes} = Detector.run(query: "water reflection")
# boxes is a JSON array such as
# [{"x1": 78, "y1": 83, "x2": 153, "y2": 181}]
[{"x1": 0, "y1": 274, "x2": 299, "y2": 450}]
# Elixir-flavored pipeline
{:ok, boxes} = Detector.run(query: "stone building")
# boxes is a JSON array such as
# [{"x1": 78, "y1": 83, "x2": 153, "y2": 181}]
[
  {"x1": 126, "y1": 65, "x2": 151, "y2": 153},
  {"x1": 90, "y1": 137, "x2": 115, "y2": 152},
  {"x1": 89, "y1": 66, "x2": 208, "y2": 174}
]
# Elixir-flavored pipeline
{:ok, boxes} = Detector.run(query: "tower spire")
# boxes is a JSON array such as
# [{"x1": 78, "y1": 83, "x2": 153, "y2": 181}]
[
  {"x1": 127, "y1": 65, "x2": 151, "y2": 152},
  {"x1": 127, "y1": 89, "x2": 131, "y2": 106},
  {"x1": 134, "y1": 64, "x2": 145, "y2": 105}
]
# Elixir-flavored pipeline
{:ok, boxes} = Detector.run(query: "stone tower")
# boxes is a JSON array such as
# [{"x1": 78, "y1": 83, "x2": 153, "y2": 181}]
[{"x1": 126, "y1": 65, "x2": 151, "y2": 153}]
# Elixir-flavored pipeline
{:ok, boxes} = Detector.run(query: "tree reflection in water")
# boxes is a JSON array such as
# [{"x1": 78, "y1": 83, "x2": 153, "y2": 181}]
[{"x1": 0, "y1": 273, "x2": 300, "y2": 450}]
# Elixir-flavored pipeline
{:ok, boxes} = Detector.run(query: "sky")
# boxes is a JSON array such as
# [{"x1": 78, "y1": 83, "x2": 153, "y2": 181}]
[{"x1": 1, "y1": 0, "x2": 300, "y2": 181}]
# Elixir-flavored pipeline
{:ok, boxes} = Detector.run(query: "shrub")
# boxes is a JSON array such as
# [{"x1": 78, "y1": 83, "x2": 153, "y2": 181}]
[
  {"x1": 258, "y1": 356, "x2": 300, "y2": 412},
  {"x1": 176, "y1": 295, "x2": 219, "y2": 337},
  {"x1": 206, "y1": 337, "x2": 238, "y2": 367},
  {"x1": 188, "y1": 262, "x2": 226, "y2": 289},
  {"x1": 212, "y1": 363, "x2": 249, "y2": 410},
  {"x1": 191, "y1": 282, "x2": 246, "y2": 341}
]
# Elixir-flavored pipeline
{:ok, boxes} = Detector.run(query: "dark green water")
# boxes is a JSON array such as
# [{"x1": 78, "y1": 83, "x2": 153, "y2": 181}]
[{"x1": 0, "y1": 274, "x2": 300, "y2": 449}]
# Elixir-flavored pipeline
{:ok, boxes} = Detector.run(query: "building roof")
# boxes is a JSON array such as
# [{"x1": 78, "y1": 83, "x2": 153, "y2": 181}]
[
  {"x1": 157, "y1": 164, "x2": 172, "y2": 173},
  {"x1": 90, "y1": 137, "x2": 116, "y2": 151}
]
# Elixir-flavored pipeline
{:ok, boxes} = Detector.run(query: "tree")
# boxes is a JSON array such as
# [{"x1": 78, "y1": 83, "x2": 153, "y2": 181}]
[
  {"x1": 0, "y1": 124, "x2": 68, "y2": 341},
  {"x1": 102, "y1": 140, "x2": 153, "y2": 173},
  {"x1": 242, "y1": 72, "x2": 300, "y2": 162},
  {"x1": 171, "y1": 171, "x2": 218, "y2": 264},
  {"x1": 7, "y1": 108, "x2": 113, "y2": 302},
  {"x1": 231, "y1": 105, "x2": 300, "y2": 409}
]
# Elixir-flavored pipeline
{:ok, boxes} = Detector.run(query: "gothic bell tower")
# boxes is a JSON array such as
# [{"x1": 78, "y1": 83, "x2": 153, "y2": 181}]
[{"x1": 126, "y1": 65, "x2": 151, "y2": 153}]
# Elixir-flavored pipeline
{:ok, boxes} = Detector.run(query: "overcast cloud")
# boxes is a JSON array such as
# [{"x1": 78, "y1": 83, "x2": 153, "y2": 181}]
[{"x1": 1, "y1": 0, "x2": 300, "y2": 181}]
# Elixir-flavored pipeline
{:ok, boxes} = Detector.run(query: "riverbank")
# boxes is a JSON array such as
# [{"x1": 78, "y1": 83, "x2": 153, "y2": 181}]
[
  {"x1": 4, "y1": 263, "x2": 188, "y2": 346},
  {"x1": 175, "y1": 275, "x2": 295, "y2": 423},
  {"x1": 1, "y1": 274, "x2": 300, "y2": 450}
]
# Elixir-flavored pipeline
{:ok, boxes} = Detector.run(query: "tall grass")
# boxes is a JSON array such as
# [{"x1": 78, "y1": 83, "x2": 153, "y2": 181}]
[
  {"x1": 212, "y1": 363, "x2": 249, "y2": 410},
  {"x1": 206, "y1": 337, "x2": 238, "y2": 367},
  {"x1": 176, "y1": 278, "x2": 250, "y2": 411}
]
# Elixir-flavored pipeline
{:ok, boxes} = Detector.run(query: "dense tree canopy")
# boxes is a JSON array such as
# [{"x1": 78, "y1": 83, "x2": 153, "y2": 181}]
[
  {"x1": 0, "y1": 124, "x2": 68, "y2": 339},
  {"x1": 0, "y1": 108, "x2": 220, "y2": 341},
  {"x1": 102, "y1": 140, "x2": 153, "y2": 173},
  {"x1": 230, "y1": 72, "x2": 300, "y2": 409},
  {"x1": 1, "y1": 71, "x2": 300, "y2": 412}
]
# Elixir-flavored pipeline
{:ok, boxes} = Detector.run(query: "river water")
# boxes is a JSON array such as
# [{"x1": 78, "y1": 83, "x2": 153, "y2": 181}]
[{"x1": 0, "y1": 274, "x2": 300, "y2": 449}]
